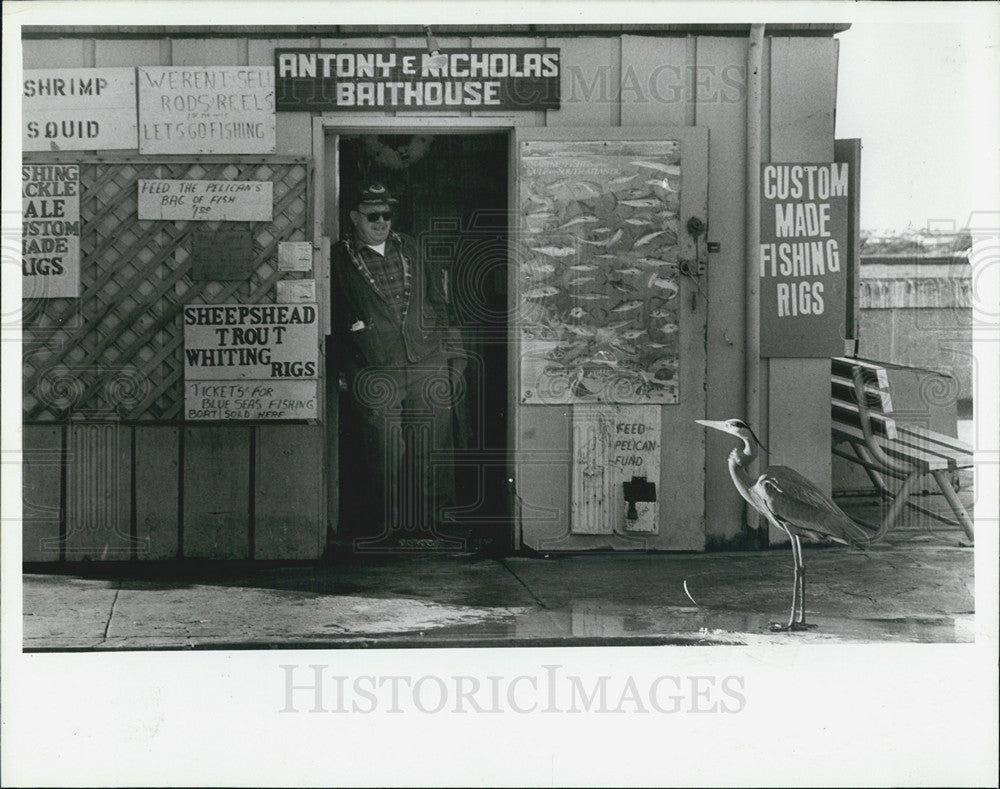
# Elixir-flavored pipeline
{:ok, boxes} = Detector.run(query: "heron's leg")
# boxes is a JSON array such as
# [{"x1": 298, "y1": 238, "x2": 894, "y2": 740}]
[
  {"x1": 795, "y1": 535, "x2": 806, "y2": 623},
  {"x1": 790, "y1": 536, "x2": 817, "y2": 631},
  {"x1": 790, "y1": 535, "x2": 803, "y2": 626},
  {"x1": 770, "y1": 538, "x2": 800, "y2": 631}
]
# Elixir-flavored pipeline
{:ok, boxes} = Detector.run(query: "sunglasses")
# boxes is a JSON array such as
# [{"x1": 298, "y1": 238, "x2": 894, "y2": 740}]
[{"x1": 360, "y1": 210, "x2": 393, "y2": 221}]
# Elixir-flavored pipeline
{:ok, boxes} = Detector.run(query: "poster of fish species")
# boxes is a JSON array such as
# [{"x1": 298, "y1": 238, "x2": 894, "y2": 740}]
[{"x1": 518, "y1": 141, "x2": 683, "y2": 404}]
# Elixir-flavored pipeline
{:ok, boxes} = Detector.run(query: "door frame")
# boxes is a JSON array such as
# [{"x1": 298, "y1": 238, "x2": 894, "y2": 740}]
[{"x1": 311, "y1": 116, "x2": 521, "y2": 543}]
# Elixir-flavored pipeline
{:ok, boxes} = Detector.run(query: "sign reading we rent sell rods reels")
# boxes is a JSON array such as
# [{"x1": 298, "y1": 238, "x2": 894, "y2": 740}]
[{"x1": 759, "y1": 163, "x2": 849, "y2": 357}]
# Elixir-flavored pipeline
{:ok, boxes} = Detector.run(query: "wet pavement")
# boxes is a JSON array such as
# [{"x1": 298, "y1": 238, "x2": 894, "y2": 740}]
[{"x1": 22, "y1": 524, "x2": 975, "y2": 649}]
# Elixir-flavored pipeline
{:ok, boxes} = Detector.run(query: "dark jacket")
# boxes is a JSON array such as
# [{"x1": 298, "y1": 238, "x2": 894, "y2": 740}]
[{"x1": 330, "y1": 231, "x2": 451, "y2": 373}]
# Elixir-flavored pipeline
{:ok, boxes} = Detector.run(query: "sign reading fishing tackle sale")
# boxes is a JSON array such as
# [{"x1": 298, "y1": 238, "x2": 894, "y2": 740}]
[
  {"x1": 184, "y1": 303, "x2": 319, "y2": 420},
  {"x1": 22, "y1": 164, "x2": 80, "y2": 298},
  {"x1": 759, "y1": 163, "x2": 849, "y2": 357}
]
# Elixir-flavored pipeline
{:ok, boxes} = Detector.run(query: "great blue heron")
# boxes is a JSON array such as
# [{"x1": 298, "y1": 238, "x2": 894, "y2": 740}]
[{"x1": 697, "y1": 418, "x2": 878, "y2": 631}]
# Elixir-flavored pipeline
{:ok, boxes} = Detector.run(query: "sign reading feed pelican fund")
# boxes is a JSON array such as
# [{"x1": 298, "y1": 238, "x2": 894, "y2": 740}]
[
  {"x1": 184, "y1": 303, "x2": 319, "y2": 420},
  {"x1": 275, "y1": 48, "x2": 559, "y2": 111},
  {"x1": 759, "y1": 163, "x2": 849, "y2": 358}
]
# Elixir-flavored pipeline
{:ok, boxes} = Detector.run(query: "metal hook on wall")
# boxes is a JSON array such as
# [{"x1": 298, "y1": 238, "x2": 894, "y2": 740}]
[{"x1": 680, "y1": 216, "x2": 709, "y2": 309}]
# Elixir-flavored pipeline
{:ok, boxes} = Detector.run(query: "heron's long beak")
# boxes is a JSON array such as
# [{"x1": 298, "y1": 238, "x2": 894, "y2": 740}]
[{"x1": 695, "y1": 419, "x2": 730, "y2": 433}]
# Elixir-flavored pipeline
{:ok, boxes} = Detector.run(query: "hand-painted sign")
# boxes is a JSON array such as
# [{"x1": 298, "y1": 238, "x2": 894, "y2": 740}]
[
  {"x1": 183, "y1": 302, "x2": 319, "y2": 420},
  {"x1": 760, "y1": 163, "x2": 849, "y2": 357},
  {"x1": 185, "y1": 380, "x2": 317, "y2": 421},
  {"x1": 275, "y1": 48, "x2": 559, "y2": 111},
  {"x1": 137, "y1": 180, "x2": 272, "y2": 221},
  {"x1": 23, "y1": 68, "x2": 137, "y2": 151},
  {"x1": 572, "y1": 406, "x2": 661, "y2": 535},
  {"x1": 137, "y1": 66, "x2": 275, "y2": 154},
  {"x1": 183, "y1": 303, "x2": 319, "y2": 380},
  {"x1": 22, "y1": 164, "x2": 80, "y2": 298}
]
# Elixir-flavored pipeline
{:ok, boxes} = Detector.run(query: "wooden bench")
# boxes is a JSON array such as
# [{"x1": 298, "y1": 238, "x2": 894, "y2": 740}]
[{"x1": 830, "y1": 356, "x2": 974, "y2": 541}]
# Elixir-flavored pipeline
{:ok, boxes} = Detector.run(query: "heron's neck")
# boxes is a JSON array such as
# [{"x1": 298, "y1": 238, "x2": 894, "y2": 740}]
[{"x1": 727, "y1": 439, "x2": 758, "y2": 506}]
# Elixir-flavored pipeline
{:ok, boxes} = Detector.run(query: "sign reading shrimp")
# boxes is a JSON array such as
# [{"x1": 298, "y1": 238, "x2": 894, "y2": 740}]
[{"x1": 759, "y1": 163, "x2": 849, "y2": 357}]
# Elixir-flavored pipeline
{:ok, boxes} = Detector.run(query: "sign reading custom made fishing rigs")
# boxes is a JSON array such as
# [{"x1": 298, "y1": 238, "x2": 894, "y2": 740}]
[
  {"x1": 22, "y1": 164, "x2": 80, "y2": 298},
  {"x1": 183, "y1": 303, "x2": 319, "y2": 420},
  {"x1": 760, "y1": 163, "x2": 849, "y2": 357},
  {"x1": 23, "y1": 68, "x2": 137, "y2": 151},
  {"x1": 275, "y1": 48, "x2": 559, "y2": 111},
  {"x1": 137, "y1": 66, "x2": 276, "y2": 154},
  {"x1": 518, "y1": 140, "x2": 683, "y2": 404}
]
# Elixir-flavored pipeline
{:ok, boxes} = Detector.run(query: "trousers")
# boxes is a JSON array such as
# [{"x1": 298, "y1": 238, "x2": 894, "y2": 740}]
[{"x1": 349, "y1": 353, "x2": 458, "y2": 537}]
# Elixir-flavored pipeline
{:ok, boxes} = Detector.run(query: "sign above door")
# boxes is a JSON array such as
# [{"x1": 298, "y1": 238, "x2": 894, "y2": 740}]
[{"x1": 275, "y1": 48, "x2": 560, "y2": 112}]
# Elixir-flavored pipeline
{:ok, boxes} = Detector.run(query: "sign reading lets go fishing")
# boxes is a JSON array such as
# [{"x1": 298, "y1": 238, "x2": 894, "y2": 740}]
[
  {"x1": 275, "y1": 48, "x2": 559, "y2": 111},
  {"x1": 759, "y1": 163, "x2": 849, "y2": 357}
]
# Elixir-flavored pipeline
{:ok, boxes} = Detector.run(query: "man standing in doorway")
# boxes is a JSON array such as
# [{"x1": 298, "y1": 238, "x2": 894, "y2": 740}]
[{"x1": 330, "y1": 181, "x2": 458, "y2": 547}]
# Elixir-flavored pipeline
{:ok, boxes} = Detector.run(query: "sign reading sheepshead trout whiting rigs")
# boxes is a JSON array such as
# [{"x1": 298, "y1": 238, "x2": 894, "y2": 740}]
[
  {"x1": 183, "y1": 303, "x2": 319, "y2": 420},
  {"x1": 518, "y1": 140, "x2": 684, "y2": 404},
  {"x1": 760, "y1": 162, "x2": 849, "y2": 357},
  {"x1": 275, "y1": 48, "x2": 560, "y2": 111}
]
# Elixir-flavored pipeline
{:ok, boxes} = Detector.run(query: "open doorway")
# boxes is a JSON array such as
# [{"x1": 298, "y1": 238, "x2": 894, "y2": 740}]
[{"x1": 332, "y1": 131, "x2": 510, "y2": 552}]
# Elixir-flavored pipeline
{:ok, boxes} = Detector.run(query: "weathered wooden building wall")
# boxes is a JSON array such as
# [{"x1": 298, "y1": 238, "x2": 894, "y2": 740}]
[
  {"x1": 22, "y1": 35, "x2": 323, "y2": 561},
  {"x1": 22, "y1": 26, "x2": 845, "y2": 558}
]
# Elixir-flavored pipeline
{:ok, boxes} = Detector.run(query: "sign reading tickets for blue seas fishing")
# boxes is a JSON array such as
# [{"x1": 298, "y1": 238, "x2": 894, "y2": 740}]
[
  {"x1": 275, "y1": 48, "x2": 559, "y2": 111},
  {"x1": 760, "y1": 163, "x2": 849, "y2": 357}
]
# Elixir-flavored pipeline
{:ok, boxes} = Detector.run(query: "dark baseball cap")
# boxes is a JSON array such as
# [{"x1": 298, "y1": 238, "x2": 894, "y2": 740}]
[{"x1": 356, "y1": 181, "x2": 399, "y2": 207}]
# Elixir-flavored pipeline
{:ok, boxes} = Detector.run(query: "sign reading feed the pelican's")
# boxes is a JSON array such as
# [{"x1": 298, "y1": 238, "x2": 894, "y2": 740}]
[
  {"x1": 138, "y1": 180, "x2": 272, "y2": 222},
  {"x1": 183, "y1": 303, "x2": 319, "y2": 420},
  {"x1": 275, "y1": 48, "x2": 560, "y2": 111},
  {"x1": 759, "y1": 163, "x2": 849, "y2": 358}
]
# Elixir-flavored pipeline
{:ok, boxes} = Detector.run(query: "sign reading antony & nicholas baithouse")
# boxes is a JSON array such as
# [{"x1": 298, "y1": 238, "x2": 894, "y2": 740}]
[
  {"x1": 137, "y1": 180, "x2": 272, "y2": 221},
  {"x1": 275, "y1": 48, "x2": 559, "y2": 111},
  {"x1": 137, "y1": 67, "x2": 275, "y2": 154},
  {"x1": 22, "y1": 164, "x2": 80, "y2": 298},
  {"x1": 760, "y1": 163, "x2": 849, "y2": 357},
  {"x1": 23, "y1": 68, "x2": 137, "y2": 151},
  {"x1": 184, "y1": 303, "x2": 319, "y2": 420}
]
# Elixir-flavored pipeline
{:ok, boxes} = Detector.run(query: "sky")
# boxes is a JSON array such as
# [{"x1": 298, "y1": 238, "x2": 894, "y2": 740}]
[{"x1": 834, "y1": 13, "x2": 999, "y2": 231}]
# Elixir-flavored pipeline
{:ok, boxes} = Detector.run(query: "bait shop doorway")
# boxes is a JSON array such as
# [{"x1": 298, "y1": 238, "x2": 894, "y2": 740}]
[{"x1": 325, "y1": 128, "x2": 512, "y2": 552}]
